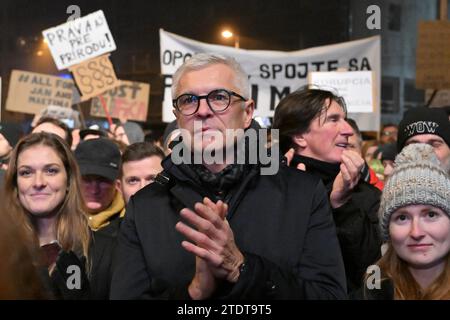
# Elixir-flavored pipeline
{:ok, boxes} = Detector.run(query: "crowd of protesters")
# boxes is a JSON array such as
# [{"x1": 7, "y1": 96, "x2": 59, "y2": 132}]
[{"x1": 0, "y1": 53, "x2": 449, "y2": 300}]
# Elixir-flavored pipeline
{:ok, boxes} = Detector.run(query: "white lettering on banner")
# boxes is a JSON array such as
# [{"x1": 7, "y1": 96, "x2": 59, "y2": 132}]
[
  {"x1": 43, "y1": 10, "x2": 116, "y2": 70},
  {"x1": 159, "y1": 29, "x2": 381, "y2": 131}
]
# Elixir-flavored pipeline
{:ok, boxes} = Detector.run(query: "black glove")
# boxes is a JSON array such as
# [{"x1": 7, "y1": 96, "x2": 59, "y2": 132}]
[{"x1": 50, "y1": 250, "x2": 91, "y2": 300}]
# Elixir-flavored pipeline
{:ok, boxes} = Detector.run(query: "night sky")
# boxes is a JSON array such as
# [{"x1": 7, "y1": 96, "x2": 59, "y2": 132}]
[{"x1": 1, "y1": 0, "x2": 351, "y2": 128}]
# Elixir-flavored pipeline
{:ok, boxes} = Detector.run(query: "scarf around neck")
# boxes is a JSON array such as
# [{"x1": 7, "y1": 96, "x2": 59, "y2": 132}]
[{"x1": 291, "y1": 154, "x2": 341, "y2": 192}]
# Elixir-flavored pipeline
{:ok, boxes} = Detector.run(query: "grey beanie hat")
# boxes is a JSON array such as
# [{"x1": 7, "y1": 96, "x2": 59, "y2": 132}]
[
  {"x1": 379, "y1": 143, "x2": 450, "y2": 240},
  {"x1": 123, "y1": 121, "x2": 145, "y2": 145}
]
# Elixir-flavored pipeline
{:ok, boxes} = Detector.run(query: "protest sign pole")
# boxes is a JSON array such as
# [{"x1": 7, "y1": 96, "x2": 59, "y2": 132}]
[{"x1": 98, "y1": 94, "x2": 113, "y2": 127}]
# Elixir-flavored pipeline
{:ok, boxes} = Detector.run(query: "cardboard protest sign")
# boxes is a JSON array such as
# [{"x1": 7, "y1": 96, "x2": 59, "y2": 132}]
[
  {"x1": 69, "y1": 54, "x2": 119, "y2": 101},
  {"x1": 416, "y1": 21, "x2": 450, "y2": 89},
  {"x1": 425, "y1": 89, "x2": 450, "y2": 107},
  {"x1": 5, "y1": 70, "x2": 75, "y2": 115},
  {"x1": 90, "y1": 80, "x2": 150, "y2": 121},
  {"x1": 43, "y1": 10, "x2": 116, "y2": 70},
  {"x1": 309, "y1": 71, "x2": 374, "y2": 113}
]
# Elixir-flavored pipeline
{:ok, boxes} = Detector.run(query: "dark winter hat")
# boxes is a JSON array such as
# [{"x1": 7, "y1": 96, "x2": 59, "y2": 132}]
[
  {"x1": 0, "y1": 122, "x2": 23, "y2": 148},
  {"x1": 379, "y1": 143, "x2": 450, "y2": 240},
  {"x1": 123, "y1": 121, "x2": 145, "y2": 144},
  {"x1": 75, "y1": 138, "x2": 121, "y2": 181},
  {"x1": 377, "y1": 143, "x2": 398, "y2": 162},
  {"x1": 79, "y1": 124, "x2": 108, "y2": 140},
  {"x1": 397, "y1": 107, "x2": 450, "y2": 151}
]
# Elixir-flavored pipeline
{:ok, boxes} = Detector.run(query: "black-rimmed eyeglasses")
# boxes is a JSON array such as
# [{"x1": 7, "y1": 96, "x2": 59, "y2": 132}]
[{"x1": 173, "y1": 89, "x2": 248, "y2": 116}]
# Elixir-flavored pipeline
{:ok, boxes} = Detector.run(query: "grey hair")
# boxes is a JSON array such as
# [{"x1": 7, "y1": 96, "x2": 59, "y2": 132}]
[{"x1": 171, "y1": 53, "x2": 250, "y2": 99}]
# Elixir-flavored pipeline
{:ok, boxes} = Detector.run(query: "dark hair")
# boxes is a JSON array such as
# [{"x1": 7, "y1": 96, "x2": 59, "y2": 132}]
[
  {"x1": 120, "y1": 142, "x2": 165, "y2": 177},
  {"x1": 33, "y1": 117, "x2": 73, "y2": 147},
  {"x1": 381, "y1": 123, "x2": 398, "y2": 130},
  {"x1": 272, "y1": 87, "x2": 347, "y2": 154},
  {"x1": 346, "y1": 118, "x2": 362, "y2": 139}
]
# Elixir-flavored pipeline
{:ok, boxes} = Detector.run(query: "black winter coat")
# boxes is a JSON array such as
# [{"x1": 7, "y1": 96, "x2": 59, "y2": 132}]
[
  {"x1": 350, "y1": 279, "x2": 394, "y2": 300},
  {"x1": 110, "y1": 157, "x2": 347, "y2": 299},
  {"x1": 41, "y1": 216, "x2": 121, "y2": 300},
  {"x1": 89, "y1": 216, "x2": 122, "y2": 299},
  {"x1": 291, "y1": 155, "x2": 382, "y2": 293}
]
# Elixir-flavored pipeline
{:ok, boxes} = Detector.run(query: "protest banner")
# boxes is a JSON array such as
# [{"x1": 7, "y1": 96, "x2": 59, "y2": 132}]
[
  {"x1": 416, "y1": 21, "x2": 450, "y2": 90},
  {"x1": 160, "y1": 29, "x2": 381, "y2": 131},
  {"x1": 5, "y1": 70, "x2": 75, "y2": 115},
  {"x1": 90, "y1": 80, "x2": 150, "y2": 122},
  {"x1": 43, "y1": 10, "x2": 116, "y2": 70},
  {"x1": 69, "y1": 54, "x2": 119, "y2": 101},
  {"x1": 309, "y1": 71, "x2": 374, "y2": 113}
]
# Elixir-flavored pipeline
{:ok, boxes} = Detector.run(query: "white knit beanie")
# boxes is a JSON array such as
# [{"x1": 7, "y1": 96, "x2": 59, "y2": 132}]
[{"x1": 379, "y1": 143, "x2": 450, "y2": 240}]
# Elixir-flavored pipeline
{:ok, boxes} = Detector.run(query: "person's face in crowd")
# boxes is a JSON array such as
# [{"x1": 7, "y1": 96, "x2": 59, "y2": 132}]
[
  {"x1": 111, "y1": 124, "x2": 130, "y2": 146},
  {"x1": 347, "y1": 132, "x2": 362, "y2": 155},
  {"x1": 81, "y1": 175, "x2": 117, "y2": 214},
  {"x1": 364, "y1": 145, "x2": 379, "y2": 163},
  {"x1": 118, "y1": 156, "x2": 163, "y2": 203},
  {"x1": 390, "y1": 204, "x2": 450, "y2": 272},
  {"x1": 380, "y1": 125, "x2": 398, "y2": 144},
  {"x1": 297, "y1": 100, "x2": 354, "y2": 163},
  {"x1": 405, "y1": 134, "x2": 450, "y2": 173},
  {"x1": 17, "y1": 144, "x2": 68, "y2": 217},
  {"x1": 32, "y1": 123, "x2": 67, "y2": 141},
  {"x1": 174, "y1": 64, "x2": 254, "y2": 153},
  {"x1": 0, "y1": 133, "x2": 12, "y2": 158}
]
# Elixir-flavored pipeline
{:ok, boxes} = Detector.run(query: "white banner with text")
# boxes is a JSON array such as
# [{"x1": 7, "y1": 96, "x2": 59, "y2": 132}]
[{"x1": 160, "y1": 29, "x2": 380, "y2": 131}]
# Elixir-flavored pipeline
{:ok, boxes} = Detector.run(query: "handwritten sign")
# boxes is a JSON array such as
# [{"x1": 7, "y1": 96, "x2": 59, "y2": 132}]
[
  {"x1": 42, "y1": 10, "x2": 116, "y2": 70},
  {"x1": 5, "y1": 70, "x2": 75, "y2": 114},
  {"x1": 69, "y1": 54, "x2": 119, "y2": 101},
  {"x1": 90, "y1": 80, "x2": 150, "y2": 121},
  {"x1": 416, "y1": 21, "x2": 450, "y2": 89},
  {"x1": 309, "y1": 71, "x2": 374, "y2": 113}
]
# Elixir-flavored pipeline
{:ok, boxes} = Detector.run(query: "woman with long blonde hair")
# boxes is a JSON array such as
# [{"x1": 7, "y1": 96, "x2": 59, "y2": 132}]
[
  {"x1": 3, "y1": 132, "x2": 90, "y2": 299},
  {"x1": 358, "y1": 143, "x2": 450, "y2": 299}
]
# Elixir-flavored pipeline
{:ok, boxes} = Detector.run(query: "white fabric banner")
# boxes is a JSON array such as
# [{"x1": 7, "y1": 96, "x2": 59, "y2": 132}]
[{"x1": 160, "y1": 29, "x2": 380, "y2": 131}]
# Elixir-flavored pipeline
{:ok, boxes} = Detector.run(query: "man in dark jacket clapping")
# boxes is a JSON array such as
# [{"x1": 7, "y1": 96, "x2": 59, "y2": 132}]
[{"x1": 111, "y1": 53, "x2": 347, "y2": 300}]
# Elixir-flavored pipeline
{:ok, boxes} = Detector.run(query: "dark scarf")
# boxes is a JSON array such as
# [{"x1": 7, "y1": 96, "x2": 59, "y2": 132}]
[
  {"x1": 192, "y1": 163, "x2": 248, "y2": 201},
  {"x1": 290, "y1": 154, "x2": 340, "y2": 193},
  {"x1": 169, "y1": 132, "x2": 259, "y2": 201}
]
